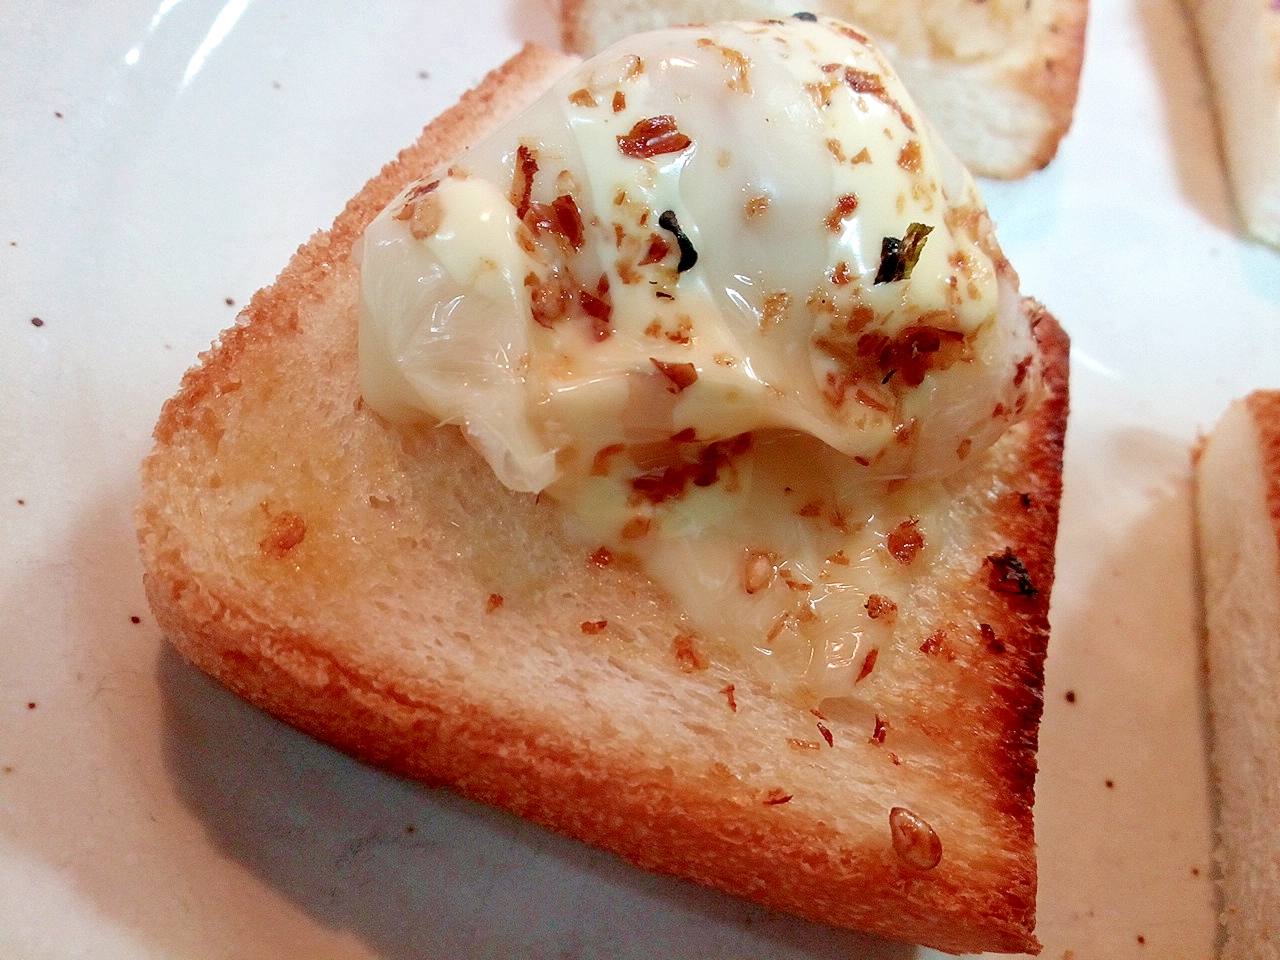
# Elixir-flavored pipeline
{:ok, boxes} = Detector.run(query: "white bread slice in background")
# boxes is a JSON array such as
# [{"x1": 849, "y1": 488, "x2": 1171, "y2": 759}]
[
  {"x1": 558, "y1": 0, "x2": 1089, "y2": 178},
  {"x1": 1194, "y1": 390, "x2": 1280, "y2": 958},
  {"x1": 1184, "y1": 0, "x2": 1280, "y2": 246},
  {"x1": 137, "y1": 41, "x2": 1070, "y2": 955}
]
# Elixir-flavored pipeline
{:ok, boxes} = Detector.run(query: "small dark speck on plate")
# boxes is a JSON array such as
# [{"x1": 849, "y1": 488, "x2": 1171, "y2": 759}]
[
  {"x1": 54, "y1": 111, "x2": 63, "y2": 119},
  {"x1": 30, "y1": 317, "x2": 43, "y2": 327},
  {"x1": 272, "y1": 80, "x2": 281, "y2": 89},
  {"x1": 418, "y1": 70, "x2": 430, "y2": 80},
  {"x1": 1105, "y1": 779, "x2": 1115, "y2": 789},
  {"x1": 1137, "y1": 935, "x2": 1146, "y2": 945},
  {"x1": 130, "y1": 615, "x2": 141, "y2": 624},
  {"x1": 26, "y1": 702, "x2": 36, "y2": 710},
  {"x1": 1064, "y1": 690, "x2": 1076, "y2": 703},
  {"x1": 16, "y1": 499, "x2": 24, "y2": 506},
  {"x1": 225, "y1": 297, "x2": 235, "y2": 306}
]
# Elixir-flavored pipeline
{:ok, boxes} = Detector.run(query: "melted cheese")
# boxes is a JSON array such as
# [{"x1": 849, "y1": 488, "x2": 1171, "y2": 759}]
[{"x1": 358, "y1": 16, "x2": 1041, "y2": 701}]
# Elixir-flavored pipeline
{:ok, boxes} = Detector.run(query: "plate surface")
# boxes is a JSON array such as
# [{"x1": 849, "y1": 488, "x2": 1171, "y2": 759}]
[{"x1": 2, "y1": 0, "x2": 1276, "y2": 957}]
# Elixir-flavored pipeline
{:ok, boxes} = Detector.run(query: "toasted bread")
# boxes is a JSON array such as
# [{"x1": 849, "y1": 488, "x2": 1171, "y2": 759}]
[
  {"x1": 136, "y1": 41, "x2": 1069, "y2": 954},
  {"x1": 558, "y1": 0, "x2": 1088, "y2": 179},
  {"x1": 1183, "y1": 0, "x2": 1280, "y2": 246},
  {"x1": 1195, "y1": 391, "x2": 1280, "y2": 958}
]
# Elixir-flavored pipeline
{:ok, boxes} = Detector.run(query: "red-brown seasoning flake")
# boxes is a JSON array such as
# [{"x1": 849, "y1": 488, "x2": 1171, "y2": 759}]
[
  {"x1": 510, "y1": 146, "x2": 538, "y2": 219},
  {"x1": 638, "y1": 233, "x2": 671, "y2": 265},
  {"x1": 407, "y1": 192, "x2": 443, "y2": 239},
  {"x1": 830, "y1": 261, "x2": 852, "y2": 285},
  {"x1": 865, "y1": 594, "x2": 897, "y2": 620},
  {"x1": 827, "y1": 549, "x2": 850, "y2": 565},
  {"x1": 260, "y1": 511, "x2": 306, "y2": 557},
  {"x1": 832, "y1": 65, "x2": 917, "y2": 132},
  {"x1": 798, "y1": 498, "x2": 823, "y2": 518},
  {"x1": 824, "y1": 194, "x2": 859, "y2": 232},
  {"x1": 854, "y1": 387, "x2": 890, "y2": 413},
  {"x1": 581, "y1": 620, "x2": 608, "y2": 635},
  {"x1": 889, "y1": 806, "x2": 943, "y2": 870},
  {"x1": 550, "y1": 194, "x2": 585, "y2": 250},
  {"x1": 761, "y1": 291, "x2": 791, "y2": 330},
  {"x1": 1014, "y1": 354, "x2": 1035, "y2": 386},
  {"x1": 650, "y1": 358, "x2": 698, "y2": 392},
  {"x1": 568, "y1": 87, "x2": 597, "y2": 108},
  {"x1": 850, "y1": 146, "x2": 872, "y2": 164},
  {"x1": 617, "y1": 115, "x2": 692, "y2": 158},
  {"x1": 956, "y1": 437, "x2": 972, "y2": 460},
  {"x1": 699, "y1": 40, "x2": 752, "y2": 94},
  {"x1": 817, "y1": 721, "x2": 834, "y2": 747},
  {"x1": 745, "y1": 194, "x2": 770, "y2": 219},
  {"x1": 856, "y1": 647, "x2": 879, "y2": 683},
  {"x1": 580, "y1": 275, "x2": 613, "y2": 340},
  {"x1": 672, "y1": 633, "x2": 709, "y2": 672},
  {"x1": 722, "y1": 683, "x2": 737, "y2": 712},
  {"x1": 886, "y1": 518, "x2": 924, "y2": 564},
  {"x1": 395, "y1": 179, "x2": 440, "y2": 221},
  {"x1": 588, "y1": 546, "x2": 614, "y2": 567},
  {"x1": 869, "y1": 714, "x2": 887, "y2": 744},
  {"x1": 827, "y1": 321, "x2": 969, "y2": 398},
  {"x1": 526, "y1": 272, "x2": 569, "y2": 328},
  {"x1": 897, "y1": 139, "x2": 923, "y2": 174},
  {"x1": 742, "y1": 550, "x2": 776, "y2": 594},
  {"x1": 485, "y1": 593, "x2": 504, "y2": 613},
  {"x1": 629, "y1": 433, "x2": 752, "y2": 505},
  {"x1": 762, "y1": 789, "x2": 793, "y2": 805},
  {"x1": 612, "y1": 90, "x2": 626, "y2": 113},
  {"x1": 919, "y1": 630, "x2": 957, "y2": 660}
]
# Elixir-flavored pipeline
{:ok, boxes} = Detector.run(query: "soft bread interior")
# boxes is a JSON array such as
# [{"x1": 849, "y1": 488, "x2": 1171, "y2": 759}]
[{"x1": 1196, "y1": 393, "x2": 1280, "y2": 958}]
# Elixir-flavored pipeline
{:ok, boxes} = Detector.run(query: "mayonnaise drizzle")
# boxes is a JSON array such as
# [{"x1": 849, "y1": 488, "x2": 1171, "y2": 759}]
[{"x1": 358, "y1": 16, "x2": 1041, "y2": 700}]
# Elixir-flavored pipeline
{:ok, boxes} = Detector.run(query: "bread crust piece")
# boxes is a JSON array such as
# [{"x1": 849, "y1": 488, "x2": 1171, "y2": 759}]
[
  {"x1": 1195, "y1": 391, "x2": 1280, "y2": 959},
  {"x1": 137, "y1": 43, "x2": 1068, "y2": 955},
  {"x1": 557, "y1": 0, "x2": 1088, "y2": 179},
  {"x1": 1183, "y1": 0, "x2": 1280, "y2": 246}
]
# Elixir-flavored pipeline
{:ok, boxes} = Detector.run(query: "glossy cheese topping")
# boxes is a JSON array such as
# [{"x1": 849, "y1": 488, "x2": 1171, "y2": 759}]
[{"x1": 358, "y1": 16, "x2": 1041, "y2": 700}]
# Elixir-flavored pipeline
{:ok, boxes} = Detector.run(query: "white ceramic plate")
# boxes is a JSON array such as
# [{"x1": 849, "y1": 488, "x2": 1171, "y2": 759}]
[{"x1": 2, "y1": 0, "x2": 1276, "y2": 957}]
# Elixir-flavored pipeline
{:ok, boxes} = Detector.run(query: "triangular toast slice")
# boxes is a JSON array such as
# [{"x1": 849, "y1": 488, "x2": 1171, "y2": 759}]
[{"x1": 137, "y1": 42, "x2": 1068, "y2": 955}]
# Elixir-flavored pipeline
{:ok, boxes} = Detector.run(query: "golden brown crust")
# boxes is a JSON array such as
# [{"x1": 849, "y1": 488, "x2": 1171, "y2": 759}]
[
  {"x1": 1008, "y1": 0, "x2": 1090, "y2": 175},
  {"x1": 138, "y1": 42, "x2": 1066, "y2": 955},
  {"x1": 1245, "y1": 390, "x2": 1280, "y2": 549}
]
